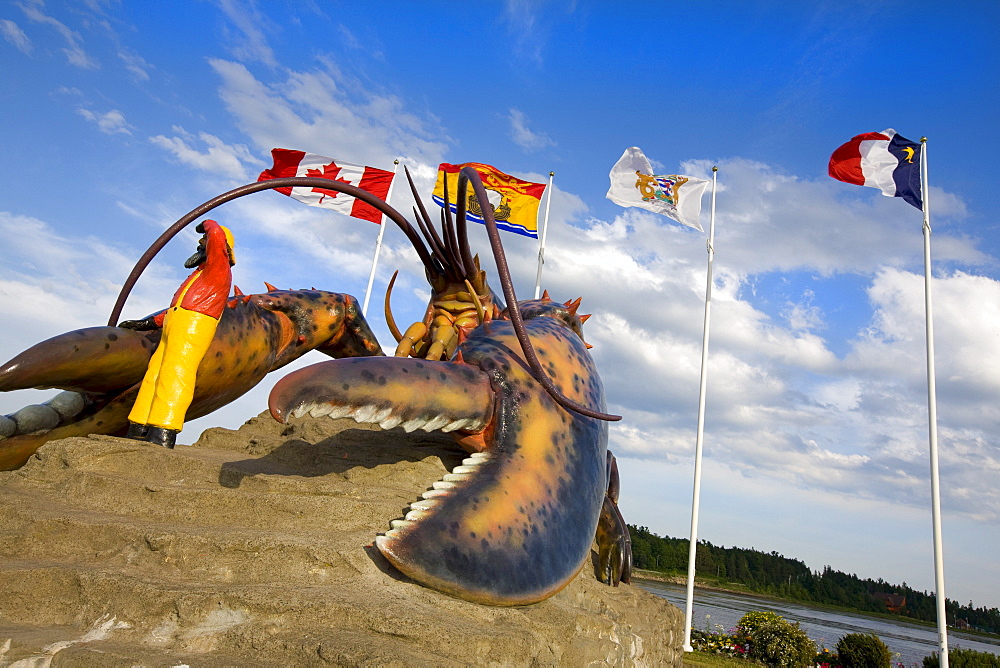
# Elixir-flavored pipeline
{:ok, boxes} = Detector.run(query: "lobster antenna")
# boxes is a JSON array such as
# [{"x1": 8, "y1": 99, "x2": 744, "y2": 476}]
[
  {"x1": 454, "y1": 177, "x2": 477, "y2": 284},
  {"x1": 404, "y1": 166, "x2": 450, "y2": 278},
  {"x1": 413, "y1": 206, "x2": 447, "y2": 276},
  {"x1": 109, "y1": 176, "x2": 435, "y2": 327},
  {"x1": 438, "y1": 173, "x2": 466, "y2": 279},
  {"x1": 457, "y1": 167, "x2": 621, "y2": 422}
]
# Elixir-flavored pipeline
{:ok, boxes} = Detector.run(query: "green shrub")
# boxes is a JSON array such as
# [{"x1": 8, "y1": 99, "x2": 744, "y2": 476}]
[
  {"x1": 836, "y1": 633, "x2": 892, "y2": 668},
  {"x1": 923, "y1": 647, "x2": 1000, "y2": 668},
  {"x1": 736, "y1": 611, "x2": 817, "y2": 667}
]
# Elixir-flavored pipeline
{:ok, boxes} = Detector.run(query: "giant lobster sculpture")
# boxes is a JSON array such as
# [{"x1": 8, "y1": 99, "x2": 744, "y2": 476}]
[{"x1": 0, "y1": 167, "x2": 632, "y2": 605}]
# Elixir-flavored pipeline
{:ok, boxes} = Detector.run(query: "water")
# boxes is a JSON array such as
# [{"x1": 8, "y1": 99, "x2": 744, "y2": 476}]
[{"x1": 638, "y1": 580, "x2": 1000, "y2": 666}]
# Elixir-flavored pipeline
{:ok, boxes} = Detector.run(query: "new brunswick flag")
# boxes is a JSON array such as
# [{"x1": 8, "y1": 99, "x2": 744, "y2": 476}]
[{"x1": 432, "y1": 162, "x2": 547, "y2": 239}]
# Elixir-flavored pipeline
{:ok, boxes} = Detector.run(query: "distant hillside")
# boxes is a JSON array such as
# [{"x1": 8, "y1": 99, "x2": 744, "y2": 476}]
[{"x1": 629, "y1": 525, "x2": 1000, "y2": 635}]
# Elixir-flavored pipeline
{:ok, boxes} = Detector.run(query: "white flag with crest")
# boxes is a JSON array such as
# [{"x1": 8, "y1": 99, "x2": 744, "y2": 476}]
[{"x1": 606, "y1": 146, "x2": 709, "y2": 231}]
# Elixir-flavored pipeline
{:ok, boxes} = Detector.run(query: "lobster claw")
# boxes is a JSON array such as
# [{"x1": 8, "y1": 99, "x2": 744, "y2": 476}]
[{"x1": 595, "y1": 450, "x2": 632, "y2": 586}]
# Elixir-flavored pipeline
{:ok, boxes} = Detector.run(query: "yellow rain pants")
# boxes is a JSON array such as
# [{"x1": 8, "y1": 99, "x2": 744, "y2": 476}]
[{"x1": 128, "y1": 306, "x2": 219, "y2": 431}]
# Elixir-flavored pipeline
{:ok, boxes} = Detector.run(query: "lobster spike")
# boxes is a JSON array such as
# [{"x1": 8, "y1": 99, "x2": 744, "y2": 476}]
[
  {"x1": 453, "y1": 349, "x2": 465, "y2": 364},
  {"x1": 463, "y1": 279, "x2": 486, "y2": 326},
  {"x1": 564, "y1": 297, "x2": 583, "y2": 315},
  {"x1": 470, "y1": 257, "x2": 488, "y2": 297},
  {"x1": 541, "y1": 290, "x2": 551, "y2": 301},
  {"x1": 233, "y1": 285, "x2": 245, "y2": 296},
  {"x1": 264, "y1": 282, "x2": 278, "y2": 292},
  {"x1": 579, "y1": 313, "x2": 592, "y2": 323},
  {"x1": 586, "y1": 343, "x2": 594, "y2": 349}
]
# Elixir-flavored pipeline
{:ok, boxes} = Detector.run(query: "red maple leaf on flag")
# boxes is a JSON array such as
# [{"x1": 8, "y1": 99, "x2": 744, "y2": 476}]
[{"x1": 306, "y1": 162, "x2": 352, "y2": 204}]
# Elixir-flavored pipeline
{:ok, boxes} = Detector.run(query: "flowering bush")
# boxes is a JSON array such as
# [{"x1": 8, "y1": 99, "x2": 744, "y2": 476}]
[
  {"x1": 736, "y1": 610, "x2": 817, "y2": 667},
  {"x1": 689, "y1": 628, "x2": 745, "y2": 657},
  {"x1": 815, "y1": 646, "x2": 839, "y2": 667}
]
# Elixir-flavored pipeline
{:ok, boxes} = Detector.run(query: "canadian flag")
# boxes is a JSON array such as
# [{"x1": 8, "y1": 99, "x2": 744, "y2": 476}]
[{"x1": 257, "y1": 149, "x2": 395, "y2": 223}]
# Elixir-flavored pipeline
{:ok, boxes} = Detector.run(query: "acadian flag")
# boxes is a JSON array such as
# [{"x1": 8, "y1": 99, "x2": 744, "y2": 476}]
[
  {"x1": 257, "y1": 148, "x2": 395, "y2": 224},
  {"x1": 606, "y1": 147, "x2": 709, "y2": 231},
  {"x1": 433, "y1": 162, "x2": 547, "y2": 239},
  {"x1": 828, "y1": 129, "x2": 922, "y2": 210}
]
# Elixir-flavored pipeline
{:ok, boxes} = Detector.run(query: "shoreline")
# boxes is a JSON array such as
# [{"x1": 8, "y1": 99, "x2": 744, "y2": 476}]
[
  {"x1": 633, "y1": 571, "x2": 1000, "y2": 645},
  {"x1": 632, "y1": 570, "x2": 753, "y2": 596}
]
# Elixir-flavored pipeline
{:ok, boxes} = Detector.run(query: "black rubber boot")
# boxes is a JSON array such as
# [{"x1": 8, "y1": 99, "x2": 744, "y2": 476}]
[
  {"x1": 125, "y1": 422, "x2": 149, "y2": 441},
  {"x1": 145, "y1": 426, "x2": 178, "y2": 449}
]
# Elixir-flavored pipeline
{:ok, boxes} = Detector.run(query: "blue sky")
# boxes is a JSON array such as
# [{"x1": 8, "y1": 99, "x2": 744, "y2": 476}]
[{"x1": 2, "y1": 1, "x2": 1000, "y2": 612}]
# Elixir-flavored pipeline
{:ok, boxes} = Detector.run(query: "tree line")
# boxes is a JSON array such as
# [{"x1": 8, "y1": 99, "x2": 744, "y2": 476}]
[{"x1": 629, "y1": 525, "x2": 1000, "y2": 635}]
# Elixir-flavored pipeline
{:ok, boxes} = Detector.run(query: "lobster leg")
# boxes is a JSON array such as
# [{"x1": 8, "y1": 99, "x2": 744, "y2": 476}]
[
  {"x1": 596, "y1": 450, "x2": 632, "y2": 585},
  {"x1": 0, "y1": 387, "x2": 140, "y2": 470}
]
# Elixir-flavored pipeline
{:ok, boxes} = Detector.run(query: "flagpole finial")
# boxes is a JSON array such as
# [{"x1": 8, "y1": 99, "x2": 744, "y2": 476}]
[
  {"x1": 549, "y1": 171, "x2": 554, "y2": 177},
  {"x1": 712, "y1": 166, "x2": 718, "y2": 172},
  {"x1": 394, "y1": 159, "x2": 400, "y2": 165},
  {"x1": 921, "y1": 137, "x2": 928, "y2": 143}
]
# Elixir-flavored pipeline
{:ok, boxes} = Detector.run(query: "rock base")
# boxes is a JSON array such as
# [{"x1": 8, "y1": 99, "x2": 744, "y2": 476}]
[{"x1": 0, "y1": 414, "x2": 683, "y2": 665}]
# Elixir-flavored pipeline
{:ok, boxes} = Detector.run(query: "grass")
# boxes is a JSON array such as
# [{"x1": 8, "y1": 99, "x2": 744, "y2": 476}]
[{"x1": 682, "y1": 650, "x2": 750, "y2": 667}]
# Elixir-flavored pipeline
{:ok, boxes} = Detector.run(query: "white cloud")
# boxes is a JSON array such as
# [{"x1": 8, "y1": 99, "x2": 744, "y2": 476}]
[
  {"x1": 77, "y1": 107, "x2": 131, "y2": 135},
  {"x1": 478, "y1": 155, "x2": 1000, "y2": 527},
  {"x1": 508, "y1": 108, "x2": 556, "y2": 151},
  {"x1": 208, "y1": 59, "x2": 448, "y2": 170},
  {"x1": 18, "y1": 0, "x2": 97, "y2": 69},
  {"x1": 215, "y1": 0, "x2": 277, "y2": 67},
  {"x1": 118, "y1": 48, "x2": 151, "y2": 82},
  {"x1": 687, "y1": 158, "x2": 984, "y2": 277},
  {"x1": 850, "y1": 268, "x2": 1000, "y2": 429},
  {"x1": 0, "y1": 211, "x2": 175, "y2": 362},
  {"x1": 500, "y1": 0, "x2": 548, "y2": 65},
  {"x1": 781, "y1": 288, "x2": 824, "y2": 332},
  {"x1": 1, "y1": 19, "x2": 32, "y2": 54},
  {"x1": 149, "y1": 126, "x2": 263, "y2": 180}
]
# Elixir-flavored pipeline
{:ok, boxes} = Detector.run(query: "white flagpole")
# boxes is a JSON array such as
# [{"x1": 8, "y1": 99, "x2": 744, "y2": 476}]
[
  {"x1": 682, "y1": 166, "x2": 718, "y2": 653},
  {"x1": 362, "y1": 159, "x2": 399, "y2": 316},
  {"x1": 920, "y1": 137, "x2": 949, "y2": 668},
  {"x1": 533, "y1": 171, "x2": 554, "y2": 299}
]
